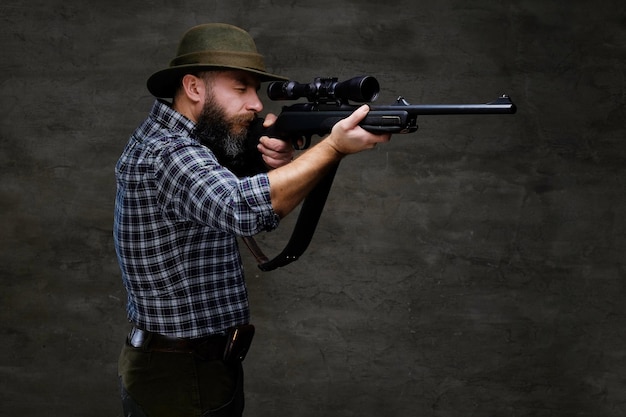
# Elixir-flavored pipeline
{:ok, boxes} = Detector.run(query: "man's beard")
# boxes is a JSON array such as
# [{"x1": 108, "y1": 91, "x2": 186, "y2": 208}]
[
  {"x1": 192, "y1": 94, "x2": 267, "y2": 177},
  {"x1": 193, "y1": 95, "x2": 254, "y2": 159}
]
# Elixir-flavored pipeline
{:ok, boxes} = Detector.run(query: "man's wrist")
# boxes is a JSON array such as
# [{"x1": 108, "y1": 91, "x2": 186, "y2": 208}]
[{"x1": 319, "y1": 138, "x2": 347, "y2": 161}]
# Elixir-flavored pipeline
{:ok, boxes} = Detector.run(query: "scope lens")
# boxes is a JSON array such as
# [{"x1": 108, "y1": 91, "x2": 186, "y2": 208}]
[
  {"x1": 359, "y1": 76, "x2": 380, "y2": 102},
  {"x1": 334, "y1": 76, "x2": 380, "y2": 102}
]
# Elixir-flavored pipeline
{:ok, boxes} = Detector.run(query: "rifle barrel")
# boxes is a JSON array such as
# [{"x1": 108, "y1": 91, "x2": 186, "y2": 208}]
[{"x1": 373, "y1": 95, "x2": 516, "y2": 115}]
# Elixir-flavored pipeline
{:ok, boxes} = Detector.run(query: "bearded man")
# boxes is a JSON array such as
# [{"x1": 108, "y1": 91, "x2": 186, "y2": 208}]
[{"x1": 113, "y1": 23, "x2": 390, "y2": 417}]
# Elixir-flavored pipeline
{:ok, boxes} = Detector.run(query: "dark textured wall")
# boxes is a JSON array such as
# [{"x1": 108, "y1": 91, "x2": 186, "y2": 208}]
[{"x1": 1, "y1": 1, "x2": 625, "y2": 416}]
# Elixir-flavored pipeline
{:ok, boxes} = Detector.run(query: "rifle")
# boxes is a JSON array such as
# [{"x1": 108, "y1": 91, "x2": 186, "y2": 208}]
[{"x1": 243, "y1": 76, "x2": 516, "y2": 271}]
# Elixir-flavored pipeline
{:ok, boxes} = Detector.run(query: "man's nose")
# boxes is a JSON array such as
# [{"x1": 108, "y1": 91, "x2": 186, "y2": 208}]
[{"x1": 247, "y1": 93, "x2": 263, "y2": 113}]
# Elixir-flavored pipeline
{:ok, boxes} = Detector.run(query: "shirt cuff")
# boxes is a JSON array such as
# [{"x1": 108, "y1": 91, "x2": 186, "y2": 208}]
[{"x1": 239, "y1": 173, "x2": 280, "y2": 232}]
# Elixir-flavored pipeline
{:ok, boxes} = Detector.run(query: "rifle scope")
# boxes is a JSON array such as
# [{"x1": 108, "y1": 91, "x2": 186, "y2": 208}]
[{"x1": 267, "y1": 76, "x2": 380, "y2": 103}]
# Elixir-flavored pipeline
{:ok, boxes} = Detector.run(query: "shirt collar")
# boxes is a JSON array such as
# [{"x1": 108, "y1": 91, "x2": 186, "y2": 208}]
[{"x1": 150, "y1": 99, "x2": 196, "y2": 136}]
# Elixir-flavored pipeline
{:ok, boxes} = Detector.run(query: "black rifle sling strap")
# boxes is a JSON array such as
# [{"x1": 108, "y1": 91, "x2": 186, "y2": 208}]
[{"x1": 242, "y1": 162, "x2": 340, "y2": 271}]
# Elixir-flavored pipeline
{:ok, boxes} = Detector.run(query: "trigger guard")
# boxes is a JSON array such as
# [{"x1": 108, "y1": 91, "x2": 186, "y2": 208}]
[{"x1": 293, "y1": 136, "x2": 311, "y2": 150}]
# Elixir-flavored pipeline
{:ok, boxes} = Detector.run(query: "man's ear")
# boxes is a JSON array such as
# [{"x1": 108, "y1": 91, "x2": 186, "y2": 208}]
[{"x1": 181, "y1": 74, "x2": 204, "y2": 104}]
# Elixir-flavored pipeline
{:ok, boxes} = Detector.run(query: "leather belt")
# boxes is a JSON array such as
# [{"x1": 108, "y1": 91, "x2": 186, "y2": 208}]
[{"x1": 127, "y1": 327, "x2": 227, "y2": 360}]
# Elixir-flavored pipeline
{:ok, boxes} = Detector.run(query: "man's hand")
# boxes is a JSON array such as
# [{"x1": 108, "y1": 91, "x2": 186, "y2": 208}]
[
  {"x1": 257, "y1": 137, "x2": 294, "y2": 169},
  {"x1": 324, "y1": 104, "x2": 391, "y2": 155},
  {"x1": 257, "y1": 113, "x2": 295, "y2": 169}
]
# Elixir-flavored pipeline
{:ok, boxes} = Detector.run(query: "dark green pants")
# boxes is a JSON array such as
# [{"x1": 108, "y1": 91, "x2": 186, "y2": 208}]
[{"x1": 118, "y1": 342, "x2": 244, "y2": 417}]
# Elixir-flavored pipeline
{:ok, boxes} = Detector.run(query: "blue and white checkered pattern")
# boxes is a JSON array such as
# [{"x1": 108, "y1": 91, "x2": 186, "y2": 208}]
[{"x1": 114, "y1": 100, "x2": 279, "y2": 338}]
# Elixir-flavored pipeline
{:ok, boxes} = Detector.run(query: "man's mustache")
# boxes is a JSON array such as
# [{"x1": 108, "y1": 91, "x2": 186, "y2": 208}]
[{"x1": 235, "y1": 114, "x2": 256, "y2": 127}]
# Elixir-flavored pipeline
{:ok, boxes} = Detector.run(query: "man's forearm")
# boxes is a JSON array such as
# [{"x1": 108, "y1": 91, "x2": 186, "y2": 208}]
[{"x1": 266, "y1": 139, "x2": 344, "y2": 218}]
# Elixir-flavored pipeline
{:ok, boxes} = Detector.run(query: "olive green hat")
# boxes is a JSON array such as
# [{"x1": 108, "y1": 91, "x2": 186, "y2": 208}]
[{"x1": 147, "y1": 23, "x2": 287, "y2": 97}]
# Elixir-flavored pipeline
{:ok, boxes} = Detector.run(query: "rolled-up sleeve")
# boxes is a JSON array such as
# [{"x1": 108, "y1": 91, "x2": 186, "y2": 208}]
[
  {"x1": 237, "y1": 174, "x2": 280, "y2": 233},
  {"x1": 155, "y1": 140, "x2": 280, "y2": 236}
]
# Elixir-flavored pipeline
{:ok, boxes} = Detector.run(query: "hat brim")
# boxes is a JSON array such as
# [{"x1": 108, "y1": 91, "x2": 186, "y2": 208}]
[{"x1": 146, "y1": 64, "x2": 289, "y2": 98}]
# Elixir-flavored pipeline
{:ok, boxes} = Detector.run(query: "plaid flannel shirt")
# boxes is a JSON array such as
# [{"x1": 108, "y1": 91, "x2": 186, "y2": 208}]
[{"x1": 114, "y1": 100, "x2": 280, "y2": 338}]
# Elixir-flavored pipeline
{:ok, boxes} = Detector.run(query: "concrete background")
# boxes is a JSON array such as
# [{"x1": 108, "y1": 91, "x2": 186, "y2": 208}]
[{"x1": 1, "y1": 0, "x2": 625, "y2": 416}]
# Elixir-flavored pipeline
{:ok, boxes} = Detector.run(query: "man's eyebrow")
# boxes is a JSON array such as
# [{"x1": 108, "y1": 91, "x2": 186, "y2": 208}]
[{"x1": 234, "y1": 73, "x2": 261, "y2": 90}]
